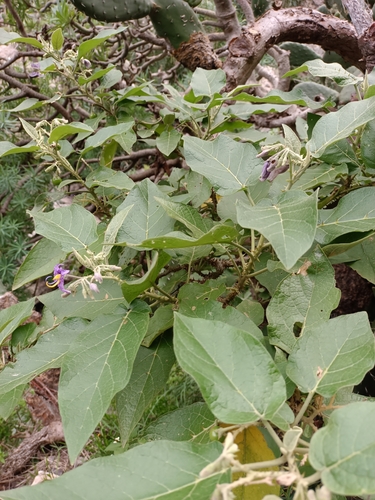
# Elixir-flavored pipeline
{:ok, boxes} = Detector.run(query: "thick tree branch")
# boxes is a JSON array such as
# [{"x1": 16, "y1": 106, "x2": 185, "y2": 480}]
[
  {"x1": 213, "y1": 0, "x2": 242, "y2": 40},
  {"x1": 224, "y1": 7, "x2": 363, "y2": 89}
]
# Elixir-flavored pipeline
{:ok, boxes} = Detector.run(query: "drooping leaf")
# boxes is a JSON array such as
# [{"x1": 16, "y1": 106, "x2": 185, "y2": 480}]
[
  {"x1": 59, "y1": 303, "x2": 149, "y2": 462},
  {"x1": 0, "y1": 27, "x2": 42, "y2": 48},
  {"x1": 0, "y1": 440, "x2": 228, "y2": 500},
  {"x1": 309, "y1": 96, "x2": 375, "y2": 157},
  {"x1": 267, "y1": 247, "x2": 340, "y2": 353},
  {"x1": 0, "y1": 318, "x2": 87, "y2": 395},
  {"x1": 77, "y1": 27, "x2": 126, "y2": 60},
  {"x1": 116, "y1": 334, "x2": 175, "y2": 445},
  {"x1": 38, "y1": 280, "x2": 126, "y2": 321},
  {"x1": 48, "y1": 122, "x2": 94, "y2": 143},
  {"x1": 144, "y1": 403, "x2": 215, "y2": 443},
  {"x1": 237, "y1": 191, "x2": 318, "y2": 270},
  {"x1": 174, "y1": 314, "x2": 286, "y2": 424},
  {"x1": 309, "y1": 402, "x2": 375, "y2": 495},
  {"x1": 28, "y1": 205, "x2": 98, "y2": 252},
  {"x1": 156, "y1": 197, "x2": 213, "y2": 238},
  {"x1": 156, "y1": 127, "x2": 181, "y2": 155},
  {"x1": 232, "y1": 426, "x2": 280, "y2": 500},
  {"x1": 86, "y1": 167, "x2": 135, "y2": 191},
  {"x1": 191, "y1": 68, "x2": 226, "y2": 97},
  {"x1": 116, "y1": 179, "x2": 175, "y2": 245},
  {"x1": 12, "y1": 238, "x2": 67, "y2": 290},
  {"x1": 126, "y1": 225, "x2": 238, "y2": 250},
  {"x1": 0, "y1": 385, "x2": 25, "y2": 420},
  {"x1": 102, "y1": 205, "x2": 134, "y2": 258},
  {"x1": 142, "y1": 305, "x2": 174, "y2": 347},
  {"x1": 361, "y1": 119, "x2": 375, "y2": 170},
  {"x1": 82, "y1": 122, "x2": 134, "y2": 154},
  {"x1": 184, "y1": 135, "x2": 263, "y2": 195},
  {"x1": 316, "y1": 187, "x2": 375, "y2": 244},
  {"x1": 286, "y1": 312, "x2": 375, "y2": 397},
  {"x1": 0, "y1": 141, "x2": 38, "y2": 158},
  {"x1": 122, "y1": 251, "x2": 171, "y2": 303},
  {"x1": 0, "y1": 298, "x2": 35, "y2": 346},
  {"x1": 284, "y1": 60, "x2": 362, "y2": 87}
]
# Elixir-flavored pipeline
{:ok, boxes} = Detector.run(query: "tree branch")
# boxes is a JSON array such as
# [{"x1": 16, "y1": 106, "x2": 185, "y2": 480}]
[
  {"x1": 224, "y1": 7, "x2": 364, "y2": 89},
  {"x1": 213, "y1": 0, "x2": 242, "y2": 40}
]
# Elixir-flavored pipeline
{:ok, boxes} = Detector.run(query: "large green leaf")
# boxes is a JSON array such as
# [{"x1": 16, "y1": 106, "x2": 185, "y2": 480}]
[
  {"x1": 28, "y1": 205, "x2": 98, "y2": 252},
  {"x1": 82, "y1": 122, "x2": 134, "y2": 154},
  {"x1": 102, "y1": 205, "x2": 134, "y2": 258},
  {"x1": 48, "y1": 122, "x2": 94, "y2": 143},
  {"x1": 291, "y1": 163, "x2": 347, "y2": 191},
  {"x1": 116, "y1": 179, "x2": 175, "y2": 245},
  {"x1": 122, "y1": 251, "x2": 171, "y2": 303},
  {"x1": 0, "y1": 298, "x2": 35, "y2": 346},
  {"x1": 267, "y1": 248, "x2": 340, "y2": 353},
  {"x1": 237, "y1": 191, "x2": 318, "y2": 270},
  {"x1": 12, "y1": 238, "x2": 67, "y2": 290},
  {"x1": 183, "y1": 135, "x2": 263, "y2": 195},
  {"x1": 0, "y1": 318, "x2": 87, "y2": 395},
  {"x1": 309, "y1": 402, "x2": 375, "y2": 495},
  {"x1": 116, "y1": 334, "x2": 175, "y2": 445},
  {"x1": 308, "y1": 96, "x2": 375, "y2": 157},
  {"x1": 286, "y1": 312, "x2": 375, "y2": 396},
  {"x1": 361, "y1": 119, "x2": 375, "y2": 169},
  {"x1": 174, "y1": 314, "x2": 286, "y2": 424},
  {"x1": 156, "y1": 127, "x2": 181, "y2": 156},
  {"x1": 316, "y1": 187, "x2": 375, "y2": 244},
  {"x1": 59, "y1": 303, "x2": 149, "y2": 462},
  {"x1": 0, "y1": 440, "x2": 228, "y2": 500},
  {"x1": 144, "y1": 403, "x2": 215, "y2": 443},
  {"x1": 38, "y1": 280, "x2": 125, "y2": 320}
]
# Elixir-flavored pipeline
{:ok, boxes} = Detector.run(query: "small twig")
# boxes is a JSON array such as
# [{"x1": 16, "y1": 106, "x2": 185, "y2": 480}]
[{"x1": 3, "y1": 0, "x2": 27, "y2": 36}]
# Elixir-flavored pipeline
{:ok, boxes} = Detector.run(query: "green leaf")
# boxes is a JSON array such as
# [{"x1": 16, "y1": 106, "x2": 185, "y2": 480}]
[
  {"x1": 156, "y1": 197, "x2": 212, "y2": 238},
  {"x1": 142, "y1": 305, "x2": 174, "y2": 347},
  {"x1": 77, "y1": 27, "x2": 126, "y2": 60},
  {"x1": 316, "y1": 187, "x2": 375, "y2": 244},
  {"x1": 191, "y1": 68, "x2": 226, "y2": 97},
  {"x1": 178, "y1": 280, "x2": 226, "y2": 305},
  {"x1": 144, "y1": 402, "x2": 215, "y2": 443},
  {"x1": 28, "y1": 204, "x2": 98, "y2": 252},
  {"x1": 116, "y1": 179, "x2": 175, "y2": 245},
  {"x1": 0, "y1": 299, "x2": 34, "y2": 346},
  {"x1": 347, "y1": 235, "x2": 375, "y2": 283},
  {"x1": 309, "y1": 402, "x2": 375, "y2": 495},
  {"x1": 284, "y1": 60, "x2": 362, "y2": 86},
  {"x1": 231, "y1": 83, "x2": 337, "y2": 110},
  {"x1": 361, "y1": 119, "x2": 375, "y2": 169},
  {"x1": 283, "y1": 124, "x2": 301, "y2": 154},
  {"x1": 102, "y1": 205, "x2": 134, "y2": 258},
  {"x1": 0, "y1": 440, "x2": 228, "y2": 500},
  {"x1": 185, "y1": 170, "x2": 212, "y2": 208},
  {"x1": 0, "y1": 385, "x2": 25, "y2": 420},
  {"x1": 12, "y1": 238, "x2": 66, "y2": 290},
  {"x1": 59, "y1": 304, "x2": 149, "y2": 462},
  {"x1": 174, "y1": 314, "x2": 286, "y2": 424},
  {"x1": 237, "y1": 191, "x2": 318, "y2": 270},
  {"x1": 286, "y1": 312, "x2": 375, "y2": 396},
  {"x1": 49, "y1": 122, "x2": 94, "y2": 143},
  {"x1": 38, "y1": 280, "x2": 125, "y2": 320},
  {"x1": 122, "y1": 251, "x2": 171, "y2": 303},
  {"x1": 179, "y1": 298, "x2": 264, "y2": 342},
  {"x1": 309, "y1": 96, "x2": 375, "y2": 157},
  {"x1": 0, "y1": 318, "x2": 87, "y2": 395},
  {"x1": 128, "y1": 224, "x2": 238, "y2": 250},
  {"x1": 184, "y1": 135, "x2": 263, "y2": 195},
  {"x1": 51, "y1": 28, "x2": 64, "y2": 50},
  {"x1": 77, "y1": 66, "x2": 114, "y2": 85},
  {"x1": 19, "y1": 118, "x2": 39, "y2": 141},
  {"x1": 292, "y1": 163, "x2": 347, "y2": 191},
  {"x1": 82, "y1": 122, "x2": 134, "y2": 154},
  {"x1": 254, "y1": 253, "x2": 288, "y2": 296},
  {"x1": 267, "y1": 247, "x2": 340, "y2": 353},
  {"x1": 236, "y1": 299, "x2": 264, "y2": 327},
  {"x1": 322, "y1": 230, "x2": 375, "y2": 259},
  {"x1": 0, "y1": 141, "x2": 38, "y2": 158},
  {"x1": 86, "y1": 167, "x2": 134, "y2": 190},
  {"x1": 156, "y1": 127, "x2": 181, "y2": 156},
  {"x1": 116, "y1": 334, "x2": 175, "y2": 445},
  {"x1": 0, "y1": 27, "x2": 42, "y2": 48}
]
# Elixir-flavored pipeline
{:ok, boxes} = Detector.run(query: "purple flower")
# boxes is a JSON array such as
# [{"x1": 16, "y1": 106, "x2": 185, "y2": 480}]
[
  {"x1": 45, "y1": 264, "x2": 71, "y2": 294},
  {"x1": 89, "y1": 282, "x2": 100, "y2": 294},
  {"x1": 260, "y1": 158, "x2": 288, "y2": 182},
  {"x1": 28, "y1": 62, "x2": 40, "y2": 78}
]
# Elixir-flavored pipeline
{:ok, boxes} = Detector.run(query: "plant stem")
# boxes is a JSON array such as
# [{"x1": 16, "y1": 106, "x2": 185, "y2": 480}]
[{"x1": 293, "y1": 391, "x2": 315, "y2": 426}]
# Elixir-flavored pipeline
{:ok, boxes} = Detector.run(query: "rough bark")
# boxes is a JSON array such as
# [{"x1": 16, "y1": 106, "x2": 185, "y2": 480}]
[
  {"x1": 224, "y1": 7, "x2": 363, "y2": 89},
  {"x1": 213, "y1": 0, "x2": 242, "y2": 40}
]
